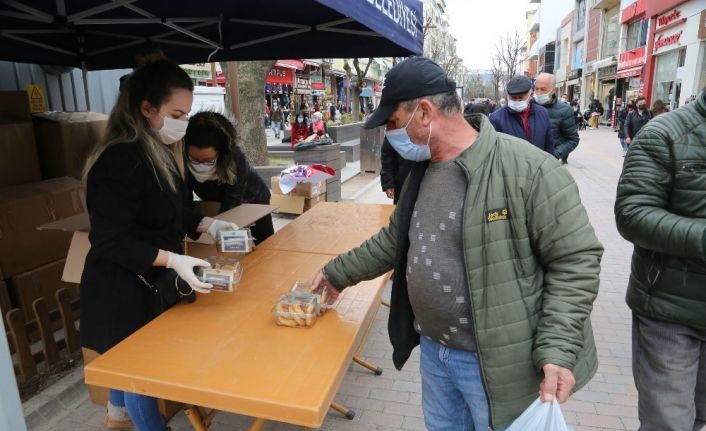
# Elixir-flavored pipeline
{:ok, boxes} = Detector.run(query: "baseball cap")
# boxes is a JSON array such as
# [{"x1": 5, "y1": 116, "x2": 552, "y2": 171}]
[{"x1": 364, "y1": 56, "x2": 457, "y2": 129}]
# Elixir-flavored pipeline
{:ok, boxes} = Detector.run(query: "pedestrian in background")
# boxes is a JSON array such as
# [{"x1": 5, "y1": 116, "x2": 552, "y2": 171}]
[
  {"x1": 651, "y1": 99, "x2": 668, "y2": 116},
  {"x1": 312, "y1": 57, "x2": 603, "y2": 431},
  {"x1": 380, "y1": 137, "x2": 414, "y2": 204},
  {"x1": 489, "y1": 75, "x2": 554, "y2": 155},
  {"x1": 271, "y1": 102, "x2": 283, "y2": 139},
  {"x1": 615, "y1": 88, "x2": 706, "y2": 431},
  {"x1": 616, "y1": 101, "x2": 633, "y2": 156},
  {"x1": 290, "y1": 111, "x2": 310, "y2": 148},
  {"x1": 589, "y1": 99, "x2": 603, "y2": 129},
  {"x1": 533, "y1": 73, "x2": 579, "y2": 164},
  {"x1": 624, "y1": 97, "x2": 652, "y2": 147}
]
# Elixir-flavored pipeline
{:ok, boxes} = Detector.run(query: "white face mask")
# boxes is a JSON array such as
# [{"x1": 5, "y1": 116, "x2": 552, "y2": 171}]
[
  {"x1": 508, "y1": 97, "x2": 529, "y2": 112},
  {"x1": 533, "y1": 93, "x2": 551, "y2": 105},
  {"x1": 187, "y1": 161, "x2": 218, "y2": 183},
  {"x1": 154, "y1": 115, "x2": 188, "y2": 145}
]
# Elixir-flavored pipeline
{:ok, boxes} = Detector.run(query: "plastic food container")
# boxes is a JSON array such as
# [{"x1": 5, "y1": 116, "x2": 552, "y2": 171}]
[
  {"x1": 290, "y1": 280, "x2": 336, "y2": 313},
  {"x1": 199, "y1": 257, "x2": 244, "y2": 292},
  {"x1": 272, "y1": 293, "x2": 319, "y2": 328},
  {"x1": 218, "y1": 229, "x2": 255, "y2": 253}
]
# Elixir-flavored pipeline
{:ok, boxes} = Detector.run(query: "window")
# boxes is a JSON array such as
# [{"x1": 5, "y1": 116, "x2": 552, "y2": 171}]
[
  {"x1": 625, "y1": 19, "x2": 647, "y2": 51},
  {"x1": 576, "y1": 0, "x2": 586, "y2": 31},
  {"x1": 602, "y1": 8, "x2": 620, "y2": 58},
  {"x1": 573, "y1": 40, "x2": 584, "y2": 69}
]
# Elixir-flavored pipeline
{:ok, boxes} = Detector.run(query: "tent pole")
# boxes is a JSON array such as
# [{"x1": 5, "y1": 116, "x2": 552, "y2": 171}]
[
  {"x1": 81, "y1": 62, "x2": 91, "y2": 111},
  {"x1": 12, "y1": 62, "x2": 21, "y2": 90}
]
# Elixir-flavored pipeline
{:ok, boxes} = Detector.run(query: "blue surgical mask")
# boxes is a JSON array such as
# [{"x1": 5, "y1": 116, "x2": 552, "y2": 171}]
[
  {"x1": 533, "y1": 93, "x2": 551, "y2": 105},
  {"x1": 297, "y1": 117, "x2": 304, "y2": 124},
  {"x1": 385, "y1": 104, "x2": 432, "y2": 162}
]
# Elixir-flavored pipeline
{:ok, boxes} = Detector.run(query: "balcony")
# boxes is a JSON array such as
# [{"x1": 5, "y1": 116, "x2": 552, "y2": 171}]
[{"x1": 529, "y1": 8, "x2": 540, "y2": 32}]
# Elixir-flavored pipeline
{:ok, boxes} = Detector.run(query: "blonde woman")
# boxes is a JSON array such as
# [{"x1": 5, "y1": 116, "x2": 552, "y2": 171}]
[{"x1": 81, "y1": 59, "x2": 236, "y2": 431}]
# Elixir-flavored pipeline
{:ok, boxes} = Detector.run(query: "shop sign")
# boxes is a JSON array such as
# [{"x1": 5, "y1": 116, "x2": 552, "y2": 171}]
[
  {"x1": 699, "y1": 10, "x2": 706, "y2": 40},
  {"x1": 629, "y1": 77, "x2": 641, "y2": 89},
  {"x1": 567, "y1": 69, "x2": 582, "y2": 80},
  {"x1": 656, "y1": 8, "x2": 686, "y2": 33},
  {"x1": 654, "y1": 30, "x2": 683, "y2": 52},
  {"x1": 294, "y1": 73, "x2": 312, "y2": 95},
  {"x1": 618, "y1": 46, "x2": 646, "y2": 70},
  {"x1": 266, "y1": 67, "x2": 293, "y2": 85},
  {"x1": 598, "y1": 65, "x2": 617, "y2": 79}
]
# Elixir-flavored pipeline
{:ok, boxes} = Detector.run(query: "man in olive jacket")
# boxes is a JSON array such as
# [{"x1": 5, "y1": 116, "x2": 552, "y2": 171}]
[
  {"x1": 533, "y1": 73, "x2": 580, "y2": 164},
  {"x1": 312, "y1": 57, "x2": 603, "y2": 430},
  {"x1": 615, "y1": 89, "x2": 706, "y2": 431}
]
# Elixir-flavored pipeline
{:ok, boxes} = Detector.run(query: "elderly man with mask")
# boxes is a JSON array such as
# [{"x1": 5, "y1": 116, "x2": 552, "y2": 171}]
[
  {"x1": 311, "y1": 57, "x2": 603, "y2": 431},
  {"x1": 489, "y1": 75, "x2": 554, "y2": 155},
  {"x1": 533, "y1": 73, "x2": 580, "y2": 164}
]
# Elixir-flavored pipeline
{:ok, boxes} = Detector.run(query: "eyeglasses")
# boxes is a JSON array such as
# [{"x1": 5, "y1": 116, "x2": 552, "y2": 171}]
[{"x1": 188, "y1": 157, "x2": 217, "y2": 167}]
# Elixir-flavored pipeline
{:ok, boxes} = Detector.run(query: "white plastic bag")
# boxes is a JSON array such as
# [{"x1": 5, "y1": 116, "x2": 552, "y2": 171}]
[{"x1": 506, "y1": 397, "x2": 572, "y2": 431}]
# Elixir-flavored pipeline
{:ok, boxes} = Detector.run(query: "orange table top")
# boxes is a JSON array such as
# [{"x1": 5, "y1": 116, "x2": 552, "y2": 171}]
[
  {"x1": 84, "y1": 249, "x2": 390, "y2": 428},
  {"x1": 258, "y1": 202, "x2": 395, "y2": 256}
]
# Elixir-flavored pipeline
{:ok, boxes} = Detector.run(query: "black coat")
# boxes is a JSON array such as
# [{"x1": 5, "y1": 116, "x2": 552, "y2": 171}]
[
  {"x1": 380, "y1": 138, "x2": 414, "y2": 205},
  {"x1": 624, "y1": 109, "x2": 653, "y2": 139},
  {"x1": 80, "y1": 142, "x2": 202, "y2": 354},
  {"x1": 185, "y1": 147, "x2": 274, "y2": 244}
]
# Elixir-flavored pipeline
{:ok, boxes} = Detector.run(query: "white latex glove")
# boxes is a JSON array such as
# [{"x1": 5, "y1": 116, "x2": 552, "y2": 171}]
[
  {"x1": 207, "y1": 219, "x2": 240, "y2": 241},
  {"x1": 166, "y1": 252, "x2": 213, "y2": 294}
]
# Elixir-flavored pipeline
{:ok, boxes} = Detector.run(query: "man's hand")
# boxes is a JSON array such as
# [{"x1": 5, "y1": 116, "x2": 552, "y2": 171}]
[
  {"x1": 540, "y1": 364, "x2": 575, "y2": 403},
  {"x1": 311, "y1": 269, "x2": 341, "y2": 306},
  {"x1": 384, "y1": 188, "x2": 395, "y2": 199},
  {"x1": 625, "y1": 137, "x2": 632, "y2": 144}
]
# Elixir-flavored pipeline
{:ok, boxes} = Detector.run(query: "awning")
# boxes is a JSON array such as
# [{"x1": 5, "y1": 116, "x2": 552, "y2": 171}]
[
  {"x1": 0, "y1": 0, "x2": 423, "y2": 70},
  {"x1": 275, "y1": 60, "x2": 305, "y2": 70},
  {"x1": 566, "y1": 78, "x2": 581, "y2": 86},
  {"x1": 616, "y1": 66, "x2": 642, "y2": 79}
]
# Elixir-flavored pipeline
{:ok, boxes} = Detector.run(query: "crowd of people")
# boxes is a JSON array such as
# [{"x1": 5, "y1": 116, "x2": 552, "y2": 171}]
[{"x1": 80, "y1": 54, "x2": 705, "y2": 431}]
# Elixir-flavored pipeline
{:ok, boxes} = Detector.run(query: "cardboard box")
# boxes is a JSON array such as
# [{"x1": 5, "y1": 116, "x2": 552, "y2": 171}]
[
  {"x1": 40, "y1": 204, "x2": 277, "y2": 284},
  {"x1": 81, "y1": 348, "x2": 182, "y2": 419},
  {"x1": 270, "y1": 193, "x2": 323, "y2": 215},
  {"x1": 8, "y1": 259, "x2": 78, "y2": 322},
  {"x1": 270, "y1": 177, "x2": 326, "y2": 198},
  {"x1": 0, "y1": 122, "x2": 42, "y2": 188},
  {"x1": 0, "y1": 91, "x2": 32, "y2": 122},
  {"x1": 0, "y1": 177, "x2": 86, "y2": 278},
  {"x1": 33, "y1": 111, "x2": 109, "y2": 179}
]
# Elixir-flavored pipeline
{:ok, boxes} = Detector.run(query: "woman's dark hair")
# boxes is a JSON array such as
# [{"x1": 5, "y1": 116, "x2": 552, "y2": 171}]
[{"x1": 184, "y1": 111, "x2": 239, "y2": 185}]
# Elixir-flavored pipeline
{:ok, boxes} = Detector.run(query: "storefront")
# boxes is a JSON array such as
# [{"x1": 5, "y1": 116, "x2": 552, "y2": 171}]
[
  {"x1": 294, "y1": 73, "x2": 312, "y2": 110},
  {"x1": 616, "y1": 46, "x2": 646, "y2": 104},
  {"x1": 566, "y1": 69, "x2": 582, "y2": 102},
  {"x1": 597, "y1": 64, "x2": 617, "y2": 119},
  {"x1": 645, "y1": 1, "x2": 706, "y2": 108},
  {"x1": 265, "y1": 66, "x2": 294, "y2": 109}
]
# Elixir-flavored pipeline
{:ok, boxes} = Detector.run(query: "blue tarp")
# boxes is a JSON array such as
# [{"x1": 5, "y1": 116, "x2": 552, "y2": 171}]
[{"x1": 0, "y1": 0, "x2": 423, "y2": 70}]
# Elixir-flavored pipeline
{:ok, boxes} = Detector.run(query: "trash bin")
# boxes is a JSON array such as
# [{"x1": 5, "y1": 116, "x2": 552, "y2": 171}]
[{"x1": 359, "y1": 125, "x2": 384, "y2": 174}]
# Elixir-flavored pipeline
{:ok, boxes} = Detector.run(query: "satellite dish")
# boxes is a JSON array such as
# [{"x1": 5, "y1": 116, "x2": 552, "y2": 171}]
[{"x1": 40, "y1": 65, "x2": 75, "y2": 75}]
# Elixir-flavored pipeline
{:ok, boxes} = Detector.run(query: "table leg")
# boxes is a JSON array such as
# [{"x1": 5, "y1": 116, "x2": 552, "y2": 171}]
[
  {"x1": 381, "y1": 299, "x2": 390, "y2": 308},
  {"x1": 183, "y1": 405, "x2": 208, "y2": 431},
  {"x1": 248, "y1": 418, "x2": 267, "y2": 431},
  {"x1": 331, "y1": 401, "x2": 356, "y2": 420},
  {"x1": 353, "y1": 355, "x2": 383, "y2": 376}
]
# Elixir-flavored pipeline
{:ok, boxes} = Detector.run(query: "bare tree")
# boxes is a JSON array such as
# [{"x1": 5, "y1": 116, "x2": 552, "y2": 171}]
[
  {"x1": 490, "y1": 58, "x2": 504, "y2": 101},
  {"x1": 343, "y1": 57, "x2": 373, "y2": 122},
  {"x1": 220, "y1": 60, "x2": 275, "y2": 166},
  {"x1": 494, "y1": 31, "x2": 525, "y2": 84}
]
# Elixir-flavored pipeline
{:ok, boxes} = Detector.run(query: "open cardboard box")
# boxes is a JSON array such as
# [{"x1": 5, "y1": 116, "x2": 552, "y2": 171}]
[{"x1": 39, "y1": 203, "x2": 277, "y2": 284}]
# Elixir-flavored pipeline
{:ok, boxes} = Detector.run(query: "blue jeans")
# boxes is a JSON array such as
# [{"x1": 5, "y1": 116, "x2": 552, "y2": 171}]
[
  {"x1": 272, "y1": 121, "x2": 281, "y2": 138},
  {"x1": 110, "y1": 389, "x2": 166, "y2": 431},
  {"x1": 620, "y1": 138, "x2": 628, "y2": 153},
  {"x1": 420, "y1": 337, "x2": 510, "y2": 431}
]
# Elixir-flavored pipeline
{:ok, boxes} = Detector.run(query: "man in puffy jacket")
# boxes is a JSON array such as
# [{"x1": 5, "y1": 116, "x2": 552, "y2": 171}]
[
  {"x1": 615, "y1": 89, "x2": 706, "y2": 431},
  {"x1": 533, "y1": 73, "x2": 579, "y2": 164},
  {"x1": 312, "y1": 56, "x2": 603, "y2": 430},
  {"x1": 489, "y1": 75, "x2": 554, "y2": 155}
]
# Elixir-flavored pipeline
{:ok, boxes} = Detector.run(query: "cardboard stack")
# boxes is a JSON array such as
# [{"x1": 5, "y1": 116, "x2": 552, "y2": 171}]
[
  {"x1": 8, "y1": 259, "x2": 79, "y2": 322},
  {"x1": 33, "y1": 111, "x2": 108, "y2": 179},
  {"x1": 0, "y1": 92, "x2": 42, "y2": 188},
  {"x1": 293, "y1": 144, "x2": 342, "y2": 202},
  {"x1": 270, "y1": 176, "x2": 326, "y2": 215}
]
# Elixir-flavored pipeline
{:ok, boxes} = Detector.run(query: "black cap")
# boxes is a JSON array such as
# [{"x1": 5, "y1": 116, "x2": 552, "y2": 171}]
[
  {"x1": 506, "y1": 76, "x2": 532, "y2": 96},
  {"x1": 364, "y1": 56, "x2": 456, "y2": 129}
]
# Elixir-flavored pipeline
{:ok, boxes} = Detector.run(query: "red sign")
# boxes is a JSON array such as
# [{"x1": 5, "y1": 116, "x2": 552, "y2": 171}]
[
  {"x1": 658, "y1": 9, "x2": 681, "y2": 28},
  {"x1": 616, "y1": 67, "x2": 642, "y2": 79},
  {"x1": 654, "y1": 30, "x2": 683, "y2": 52},
  {"x1": 311, "y1": 82, "x2": 325, "y2": 90},
  {"x1": 618, "y1": 46, "x2": 646, "y2": 70},
  {"x1": 266, "y1": 67, "x2": 293, "y2": 85}
]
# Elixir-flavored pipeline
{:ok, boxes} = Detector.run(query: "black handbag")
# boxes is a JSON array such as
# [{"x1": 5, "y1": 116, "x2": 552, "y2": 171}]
[{"x1": 138, "y1": 268, "x2": 196, "y2": 319}]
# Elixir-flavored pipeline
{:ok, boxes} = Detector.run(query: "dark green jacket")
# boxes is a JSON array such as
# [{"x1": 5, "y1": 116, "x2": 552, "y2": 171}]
[
  {"x1": 325, "y1": 115, "x2": 603, "y2": 428},
  {"x1": 544, "y1": 95, "x2": 579, "y2": 160},
  {"x1": 615, "y1": 90, "x2": 706, "y2": 331}
]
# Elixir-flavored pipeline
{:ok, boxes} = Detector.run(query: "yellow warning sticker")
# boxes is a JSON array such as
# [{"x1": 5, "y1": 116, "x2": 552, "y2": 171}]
[{"x1": 26, "y1": 84, "x2": 46, "y2": 113}]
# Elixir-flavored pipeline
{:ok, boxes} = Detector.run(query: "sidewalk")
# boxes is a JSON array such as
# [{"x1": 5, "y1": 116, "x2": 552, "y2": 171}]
[{"x1": 24, "y1": 127, "x2": 639, "y2": 431}]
